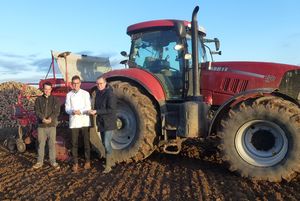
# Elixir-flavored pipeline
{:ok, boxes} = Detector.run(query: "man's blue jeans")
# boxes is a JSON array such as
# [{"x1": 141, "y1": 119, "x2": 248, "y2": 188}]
[
  {"x1": 37, "y1": 127, "x2": 56, "y2": 164},
  {"x1": 100, "y1": 130, "x2": 113, "y2": 154}
]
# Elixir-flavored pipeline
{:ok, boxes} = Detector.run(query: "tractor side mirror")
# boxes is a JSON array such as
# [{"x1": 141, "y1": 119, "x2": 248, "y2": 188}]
[
  {"x1": 120, "y1": 51, "x2": 128, "y2": 57},
  {"x1": 204, "y1": 38, "x2": 221, "y2": 51},
  {"x1": 120, "y1": 59, "x2": 128, "y2": 68},
  {"x1": 211, "y1": 51, "x2": 222, "y2": 55},
  {"x1": 214, "y1": 38, "x2": 220, "y2": 51},
  {"x1": 120, "y1": 60, "x2": 128, "y2": 65}
]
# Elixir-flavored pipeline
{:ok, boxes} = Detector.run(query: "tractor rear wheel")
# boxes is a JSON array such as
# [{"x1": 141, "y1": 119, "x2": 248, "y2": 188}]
[
  {"x1": 218, "y1": 97, "x2": 300, "y2": 182},
  {"x1": 109, "y1": 81, "x2": 158, "y2": 163}
]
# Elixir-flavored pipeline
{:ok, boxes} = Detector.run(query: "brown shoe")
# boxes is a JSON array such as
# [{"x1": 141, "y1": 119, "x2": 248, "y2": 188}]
[
  {"x1": 72, "y1": 163, "x2": 79, "y2": 173},
  {"x1": 103, "y1": 166, "x2": 112, "y2": 173},
  {"x1": 84, "y1": 162, "x2": 91, "y2": 170}
]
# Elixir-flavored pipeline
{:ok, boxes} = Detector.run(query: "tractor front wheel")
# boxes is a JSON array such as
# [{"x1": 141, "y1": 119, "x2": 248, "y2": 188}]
[{"x1": 109, "y1": 81, "x2": 159, "y2": 163}]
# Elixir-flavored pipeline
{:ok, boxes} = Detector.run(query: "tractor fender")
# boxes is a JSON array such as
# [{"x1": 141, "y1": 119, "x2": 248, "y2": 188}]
[
  {"x1": 209, "y1": 88, "x2": 281, "y2": 135},
  {"x1": 103, "y1": 68, "x2": 166, "y2": 104}
]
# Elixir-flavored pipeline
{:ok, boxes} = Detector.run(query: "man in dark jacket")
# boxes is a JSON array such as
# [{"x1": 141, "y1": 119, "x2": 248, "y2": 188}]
[
  {"x1": 33, "y1": 82, "x2": 60, "y2": 169},
  {"x1": 89, "y1": 76, "x2": 117, "y2": 173}
]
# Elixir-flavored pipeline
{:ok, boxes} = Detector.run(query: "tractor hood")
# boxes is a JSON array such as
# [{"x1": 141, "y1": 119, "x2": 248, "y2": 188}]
[
  {"x1": 207, "y1": 61, "x2": 300, "y2": 88},
  {"x1": 202, "y1": 61, "x2": 300, "y2": 105},
  {"x1": 210, "y1": 61, "x2": 299, "y2": 81}
]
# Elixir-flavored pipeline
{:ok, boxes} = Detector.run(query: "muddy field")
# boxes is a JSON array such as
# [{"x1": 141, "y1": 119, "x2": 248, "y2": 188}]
[{"x1": 0, "y1": 128, "x2": 300, "y2": 201}]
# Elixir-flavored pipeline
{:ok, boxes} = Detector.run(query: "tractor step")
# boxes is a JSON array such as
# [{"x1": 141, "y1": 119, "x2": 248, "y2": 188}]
[{"x1": 158, "y1": 138, "x2": 184, "y2": 155}]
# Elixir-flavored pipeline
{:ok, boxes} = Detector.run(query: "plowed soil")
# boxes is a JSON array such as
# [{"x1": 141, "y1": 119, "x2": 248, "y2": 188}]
[{"x1": 1, "y1": 128, "x2": 300, "y2": 201}]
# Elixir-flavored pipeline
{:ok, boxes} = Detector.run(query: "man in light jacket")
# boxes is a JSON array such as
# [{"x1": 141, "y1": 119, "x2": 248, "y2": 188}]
[{"x1": 65, "y1": 75, "x2": 91, "y2": 172}]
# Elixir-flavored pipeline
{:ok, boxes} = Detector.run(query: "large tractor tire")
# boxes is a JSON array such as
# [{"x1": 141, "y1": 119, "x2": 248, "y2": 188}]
[
  {"x1": 217, "y1": 96, "x2": 300, "y2": 182},
  {"x1": 109, "y1": 81, "x2": 159, "y2": 163}
]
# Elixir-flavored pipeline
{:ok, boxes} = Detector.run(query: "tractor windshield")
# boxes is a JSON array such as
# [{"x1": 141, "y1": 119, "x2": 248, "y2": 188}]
[{"x1": 129, "y1": 29, "x2": 184, "y2": 99}]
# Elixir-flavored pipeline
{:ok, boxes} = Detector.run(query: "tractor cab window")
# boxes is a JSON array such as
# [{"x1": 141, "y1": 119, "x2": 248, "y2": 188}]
[
  {"x1": 129, "y1": 30, "x2": 184, "y2": 99},
  {"x1": 184, "y1": 34, "x2": 207, "y2": 97},
  {"x1": 186, "y1": 34, "x2": 207, "y2": 68}
]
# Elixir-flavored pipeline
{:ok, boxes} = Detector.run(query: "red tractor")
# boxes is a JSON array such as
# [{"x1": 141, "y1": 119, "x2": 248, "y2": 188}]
[
  {"x1": 98, "y1": 6, "x2": 300, "y2": 182},
  {"x1": 36, "y1": 6, "x2": 299, "y2": 181}
]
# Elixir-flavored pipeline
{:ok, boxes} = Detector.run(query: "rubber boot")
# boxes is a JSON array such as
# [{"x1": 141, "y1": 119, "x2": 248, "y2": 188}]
[{"x1": 103, "y1": 154, "x2": 114, "y2": 173}]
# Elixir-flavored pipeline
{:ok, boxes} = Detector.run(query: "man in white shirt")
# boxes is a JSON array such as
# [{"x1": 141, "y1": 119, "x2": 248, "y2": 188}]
[{"x1": 65, "y1": 75, "x2": 91, "y2": 172}]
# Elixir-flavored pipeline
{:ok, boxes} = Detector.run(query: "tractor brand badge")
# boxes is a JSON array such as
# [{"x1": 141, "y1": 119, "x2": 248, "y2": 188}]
[
  {"x1": 209, "y1": 66, "x2": 228, "y2": 72},
  {"x1": 264, "y1": 75, "x2": 276, "y2": 83}
]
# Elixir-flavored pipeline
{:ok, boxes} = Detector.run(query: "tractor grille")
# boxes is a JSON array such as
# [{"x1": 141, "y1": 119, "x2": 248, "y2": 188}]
[{"x1": 221, "y1": 78, "x2": 248, "y2": 93}]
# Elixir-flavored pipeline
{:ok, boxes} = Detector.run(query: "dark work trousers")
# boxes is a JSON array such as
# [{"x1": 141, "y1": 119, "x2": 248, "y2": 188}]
[{"x1": 71, "y1": 127, "x2": 90, "y2": 164}]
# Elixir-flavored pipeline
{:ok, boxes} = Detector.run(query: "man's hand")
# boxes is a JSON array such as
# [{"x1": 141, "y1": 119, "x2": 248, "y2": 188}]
[
  {"x1": 88, "y1": 110, "x2": 97, "y2": 115},
  {"x1": 42, "y1": 118, "x2": 51, "y2": 124},
  {"x1": 73, "y1": 110, "x2": 81, "y2": 115},
  {"x1": 46, "y1": 117, "x2": 52, "y2": 123}
]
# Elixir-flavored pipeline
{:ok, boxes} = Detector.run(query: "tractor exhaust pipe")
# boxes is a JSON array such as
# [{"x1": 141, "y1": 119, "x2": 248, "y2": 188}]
[
  {"x1": 176, "y1": 6, "x2": 208, "y2": 139},
  {"x1": 191, "y1": 6, "x2": 201, "y2": 99}
]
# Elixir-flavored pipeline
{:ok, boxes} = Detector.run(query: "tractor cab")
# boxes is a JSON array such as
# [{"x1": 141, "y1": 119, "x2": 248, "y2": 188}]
[
  {"x1": 129, "y1": 29, "x2": 182, "y2": 99},
  {"x1": 124, "y1": 20, "x2": 210, "y2": 100}
]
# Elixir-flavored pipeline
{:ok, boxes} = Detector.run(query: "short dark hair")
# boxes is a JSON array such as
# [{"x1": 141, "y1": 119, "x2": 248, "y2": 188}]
[
  {"x1": 43, "y1": 82, "x2": 52, "y2": 88},
  {"x1": 71, "y1": 75, "x2": 81, "y2": 82},
  {"x1": 96, "y1": 75, "x2": 106, "y2": 82}
]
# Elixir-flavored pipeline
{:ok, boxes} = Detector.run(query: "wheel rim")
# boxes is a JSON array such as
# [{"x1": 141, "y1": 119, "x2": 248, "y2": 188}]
[
  {"x1": 235, "y1": 120, "x2": 288, "y2": 167},
  {"x1": 111, "y1": 100, "x2": 137, "y2": 150}
]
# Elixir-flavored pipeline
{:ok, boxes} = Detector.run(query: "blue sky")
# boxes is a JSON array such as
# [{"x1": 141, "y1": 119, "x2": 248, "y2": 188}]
[{"x1": 0, "y1": 0, "x2": 299, "y2": 83}]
